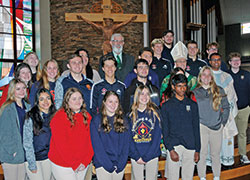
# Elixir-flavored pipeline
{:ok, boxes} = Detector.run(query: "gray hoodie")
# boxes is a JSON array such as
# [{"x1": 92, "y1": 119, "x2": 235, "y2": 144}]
[{"x1": 193, "y1": 86, "x2": 230, "y2": 130}]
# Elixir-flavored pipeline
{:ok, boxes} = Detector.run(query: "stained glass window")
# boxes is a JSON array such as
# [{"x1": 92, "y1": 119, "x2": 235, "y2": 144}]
[{"x1": 0, "y1": 0, "x2": 35, "y2": 80}]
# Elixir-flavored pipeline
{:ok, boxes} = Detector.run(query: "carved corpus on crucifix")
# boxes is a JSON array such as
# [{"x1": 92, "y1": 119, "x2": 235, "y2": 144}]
[{"x1": 65, "y1": 0, "x2": 147, "y2": 54}]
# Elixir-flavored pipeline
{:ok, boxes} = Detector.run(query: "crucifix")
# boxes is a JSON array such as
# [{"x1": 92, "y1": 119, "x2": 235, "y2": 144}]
[{"x1": 65, "y1": 0, "x2": 147, "y2": 54}]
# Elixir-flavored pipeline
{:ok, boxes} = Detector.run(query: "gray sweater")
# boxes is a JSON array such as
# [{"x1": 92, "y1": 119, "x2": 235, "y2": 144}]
[
  {"x1": 193, "y1": 86, "x2": 230, "y2": 130},
  {"x1": 0, "y1": 102, "x2": 30, "y2": 164}
]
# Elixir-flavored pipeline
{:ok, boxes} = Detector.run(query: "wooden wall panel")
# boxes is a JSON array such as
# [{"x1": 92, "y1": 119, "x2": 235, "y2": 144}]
[{"x1": 149, "y1": 0, "x2": 168, "y2": 43}]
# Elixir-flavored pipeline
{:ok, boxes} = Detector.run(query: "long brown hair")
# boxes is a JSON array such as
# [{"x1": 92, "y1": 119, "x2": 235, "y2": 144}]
[
  {"x1": 0, "y1": 79, "x2": 29, "y2": 115},
  {"x1": 129, "y1": 85, "x2": 160, "y2": 124},
  {"x1": 196, "y1": 66, "x2": 223, "y2": 111},
  {"x1": 38, "y1": 59, "x2": 60, "y2": 89},
  {"x1": 100, "y1": 91, "x2": 126, "y2": 133},
  {"x1": 62, "y1": 88, "x2": 88, "y2": 126}
]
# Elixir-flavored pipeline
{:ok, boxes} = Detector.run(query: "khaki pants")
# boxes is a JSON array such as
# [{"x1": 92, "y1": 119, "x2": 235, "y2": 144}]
[
  {"x1": 131, "y1": 157, "x2": 158, "y2": 180},
  {"x1": 2, "y1": 162, "x2": 26, "y2": 180},
  {"x1": 25, "y1": 159, "x2": 52, "y2": 180},
  {"x1": 166, "y1": 145, "x2": 195, "y2": 180},
  {"x1": 96, "y1": 167, "x2": 124, "y2": 180},
  {"x1": 84, "y1": 162, "x2": 93, "y2": 180},
  {"x1": 51, "y1": 161, "x2": 88, "y2": 180},
  {"x1": 235, "y1": 106, "x2": 250, "y2": 156},
  {"x1": 197, "y1": 124, "x2": 223, "y2": 178}
]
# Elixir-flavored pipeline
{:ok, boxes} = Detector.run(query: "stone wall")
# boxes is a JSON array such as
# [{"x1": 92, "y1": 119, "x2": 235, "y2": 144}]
[{"x1": 50, "y1": 0, "x2": 144, "y2": 71}]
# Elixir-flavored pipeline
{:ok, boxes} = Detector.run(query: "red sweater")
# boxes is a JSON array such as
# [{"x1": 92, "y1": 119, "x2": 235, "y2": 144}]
[
  {"x1": 0, "y1": 85, "x2": 10, "y2": 107},
  {"x1": 48, "y1": 109, "x2": 94, "y2": 170}
]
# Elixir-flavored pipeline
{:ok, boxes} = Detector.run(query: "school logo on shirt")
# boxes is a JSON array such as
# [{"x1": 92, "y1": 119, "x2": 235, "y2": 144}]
[
  {"x1": 148, "y1": 76, "x2": 152, "y2": 81},
  {"x1": 116, "y1": 89, "x2": 121, "y2": 95},
  {"x1": 163, "y1": 65, "x2": 168, "y2": 69},
  {"x1": 241, "y1": 75, "x2": 244, "y2": 80},
  {"x1": 132, "y1": 117, "x2": 154, "y2": 143},
  {"x1": 101, "y1": 88, "x2": 107, "y2": 95},
  {"x1": 186, "y1": 105, "x2": 191, "y2": 112},
  {"x1": 138, "y1": 123, "x2": 148, "y2": 135},
  {"x1": 186, "y1": 65, "x2": 191, "y2": 71},
  {"x1": 86, "y1": 84, "x2": 91, "y2": 90}
]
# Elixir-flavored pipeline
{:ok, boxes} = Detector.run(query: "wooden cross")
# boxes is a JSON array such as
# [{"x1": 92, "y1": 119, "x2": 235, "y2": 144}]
[
  {"x1": 65, "y1": 0, "x2": 147, "y2": 54},
  {"x1": 65, "y1": 0, "x2": 147, "y2": 23}
]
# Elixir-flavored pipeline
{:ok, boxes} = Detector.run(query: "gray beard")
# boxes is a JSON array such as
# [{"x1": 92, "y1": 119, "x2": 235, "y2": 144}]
[{"x1": 113, "y1": 46, "x2": 123, "y2": 54}]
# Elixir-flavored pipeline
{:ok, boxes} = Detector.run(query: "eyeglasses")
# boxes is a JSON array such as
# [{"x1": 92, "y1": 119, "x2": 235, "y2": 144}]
[{"x1": 112, "y1": 40, "x2": 124, "y2": 43}]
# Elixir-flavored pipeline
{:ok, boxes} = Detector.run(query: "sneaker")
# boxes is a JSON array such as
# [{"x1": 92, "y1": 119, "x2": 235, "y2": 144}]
[
  {"x1": 200, "y1": 177, "x2": 206, "y2": 180},
  {"x1": 213, "y1": 177, "x2": 220, "y2": 180},
  {"x1": 240, "y1": 155, "x2": 250, "y2": 164}
]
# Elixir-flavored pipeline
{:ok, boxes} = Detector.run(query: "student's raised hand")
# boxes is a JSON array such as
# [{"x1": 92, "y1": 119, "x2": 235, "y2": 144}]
[
  {"x1": 194, "y1": 152, "x2": 200, "y2": 163},
  {"x1": 170, "y1": 150, "x2": 179, "y2": 162},
  {"x1": 137, "y1": 158, "x2": 146, "y2": 164}
]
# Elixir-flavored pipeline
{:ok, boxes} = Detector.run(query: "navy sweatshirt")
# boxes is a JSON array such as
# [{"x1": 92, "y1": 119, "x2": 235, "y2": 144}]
[
  {"x1": 129, "y1": 110, "x2": 161, "y2": 162},
  {"x1": 90, "y1": 114, "x2": 130, "y2": 173},
  {"x1": 161, "y1": 96, "x2": 201, "y2": 152},
  {"x1": 227, "y1": 69, "x2": 250, "y2": 109},
  {"x1": 90, "y1": 79, "x2": 125, "y2": 115}
]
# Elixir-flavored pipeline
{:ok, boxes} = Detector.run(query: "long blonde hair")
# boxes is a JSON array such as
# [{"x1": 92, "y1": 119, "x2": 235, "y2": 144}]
[
  {"x1": 129, "y1": 85, "x2": 160, "y2": 124},
  {"x1": 38, "y1": 59, "x2": 60, "y2": 90},
  {"x1": 0, "y1": 79, "x2": 29, "y2": 115},
  {"x1": 24, "y1": 52, "x2": 42, "y2": 81},
  {"x1": 62, "y1": 88, "x2": 88, "y2": 126},
  {"x1": 100, "y1": 91, "x2": 126, "y2": 133},
  {"x1": 197, "y1": 66, "x2": 223, "y2": 111}
]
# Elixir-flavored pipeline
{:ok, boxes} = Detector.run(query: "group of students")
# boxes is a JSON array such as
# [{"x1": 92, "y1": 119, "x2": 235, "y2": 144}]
[
  {"x1": 0, "y1": 38, "x2": 249, "y2": 180},
  {"x1": 0, "y1": 55, "x2": 162, "y2": 180}
]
